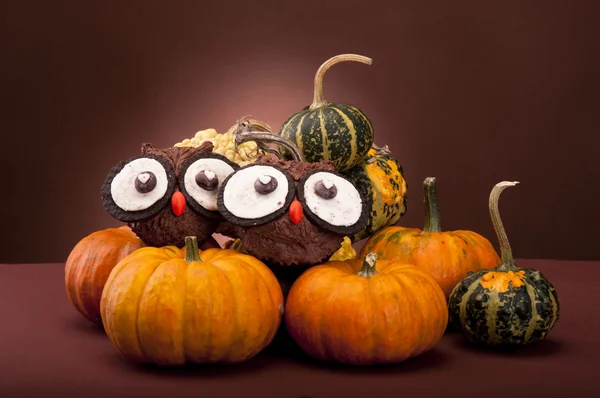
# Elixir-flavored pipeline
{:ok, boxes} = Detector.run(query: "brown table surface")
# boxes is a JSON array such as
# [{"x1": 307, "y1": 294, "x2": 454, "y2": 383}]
[{"x1": 1, "y1": 259, "x2": 598, "y2": 398}]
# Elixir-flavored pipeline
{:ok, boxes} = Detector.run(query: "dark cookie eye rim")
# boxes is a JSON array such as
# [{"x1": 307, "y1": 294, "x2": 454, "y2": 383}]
[
  {"x1": 101, "y1": 155, "x2": 176, "y2": 223},
  {"x1": 296, "y1": 169, "x2": 370, "y2": 235},
  {"x1": 217, "y1": 163, "x2": 296, "y2": 227},
  {"x1": 178, "y1": 152, "x2": 240, "y2": 220},
  {"x1": 179, "y1": 151, "x2": 240, "y2": 175}
]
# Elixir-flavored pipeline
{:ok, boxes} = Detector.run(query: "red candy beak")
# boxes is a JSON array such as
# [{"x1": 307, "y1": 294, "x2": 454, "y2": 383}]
[
  {"x1": 171, "y1": 191, "x2": 186, "y2": 216},
  {"x1": 289, "y1": 199, "x2": 303, "y2": 225}
]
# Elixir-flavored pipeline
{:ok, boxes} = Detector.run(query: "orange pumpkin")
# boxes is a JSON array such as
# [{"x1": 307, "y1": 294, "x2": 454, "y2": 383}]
[
  {"x1": 65, "y1": 225, "x2": 144, "y2": 323},
  {"x1": 359, "y1": 177, "x2": 500, "y2": 297},
  {"x1": 285, "y1": 253, "x2": 448, "y2": 365},
  {"x1": 100, "y1": 236, "x2": 284, "y2": 366}
]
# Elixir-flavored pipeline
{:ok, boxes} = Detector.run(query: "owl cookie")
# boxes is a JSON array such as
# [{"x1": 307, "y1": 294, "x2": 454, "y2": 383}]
[
  {"x1": 101, "y1": 141, "x2": 239, "y2": 247},
  {"x1": 217, "y1": 129, "x2": 369, "y2": 266}
]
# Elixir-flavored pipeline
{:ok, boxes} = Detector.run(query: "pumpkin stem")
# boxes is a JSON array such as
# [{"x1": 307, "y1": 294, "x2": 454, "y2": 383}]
[
  {"x1": 356, "y1": 252, "x2": 379, "y2": 279},
  {"x1": 235, "y1": 129, "x2": 305, "y2": 162},
  {"x1": 489, "y1": 181, "x2": 519, "y2": 271},
  {"x1": 184, "y1": 236, "x2": 201, "y2": 263},
  {"x1": 422, "y1": 177, "x2": 442, "y2": 233},
  {"x1": 310, "y1": 54, "x2": 373, "y2": 110}
]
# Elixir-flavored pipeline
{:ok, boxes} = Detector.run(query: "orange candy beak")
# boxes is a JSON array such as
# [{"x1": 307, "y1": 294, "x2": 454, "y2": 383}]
[
  {"x1": 171, "y1": 191, "x2": 186, "y2": 216},
  {"x1": 289, "y1": 199, "x2": 303, "y2": 225}
]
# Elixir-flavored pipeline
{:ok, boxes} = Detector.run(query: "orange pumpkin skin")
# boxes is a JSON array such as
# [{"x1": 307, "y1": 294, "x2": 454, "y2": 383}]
[
  {"x1": 100, "y1": 238, "x2": 284, "y2": 366},
  {"x1": 359, "y1": 177, "x2": 500, "y2": 298},
  {"x1": 65, "y1": 225, "x2": 144, "y2": 323},
  {"x1": 359, "y1": 226, "x2": 500, "y2": 298},
  {"x1": 285, "y1": 255, "x2": 448, "y2": 365}
]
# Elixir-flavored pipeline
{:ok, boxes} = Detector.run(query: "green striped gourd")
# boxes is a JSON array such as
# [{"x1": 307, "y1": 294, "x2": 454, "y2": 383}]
[
  {"x1": 278, "y1": 54, "x2": 375, "y2": 172},
  {"x1": 448, "y1": 181, "x2": 560, "y2": 347},
  {"x1": 343, "y1": 144, "x2": 407, "y2": 242}
]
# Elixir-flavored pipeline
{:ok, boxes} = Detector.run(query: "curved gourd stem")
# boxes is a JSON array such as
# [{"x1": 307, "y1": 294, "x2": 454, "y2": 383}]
[
  {"x1": 310, "y1": 54, "x2": 373, "y2": 110},
  {"x1": 185, "y1": 236, "x2": 201, "y2": 262},
  {"x1": 489, "y1": 181, "x2": 520, "y2": 271},
  {"x1": 356, "y1": 252, "x2": 379, "y2": 279},
  {"x1": 229, "y1": 116, "x2": 284, "y2": 159},
  {"x1": 235, "y1": 130, "x2": 305, "y2": 162},
  {"x1": 422, "y1": 177, "x2": 442, "y2": 233},
  {"x1": 226, "y1": 115, "x2": 273, "y2": 135},
  {"x1": 371, "y1": 142, "x2": 392, "y2": 156}
]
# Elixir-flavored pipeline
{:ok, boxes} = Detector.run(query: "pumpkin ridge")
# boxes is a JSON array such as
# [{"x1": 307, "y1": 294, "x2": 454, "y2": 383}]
[
  {"x1": 119, "y1": 259, "x2": 163, "y2": 362},
  {"x1": 367, "y1": 275, "x2": 385, "y2": 360},
  {"x1": 317, "y1": 109, "x2": 332, "y2": 161},
  {"x1": 181, "y1": 261, "x2": 191, "y2": 362},
  {"x1": 388, "y1": 272, "x2": 421, "y2": 360},
  {"x1": 318, "y1": 275, "x2": 350, "y2": 361},
  {"x1": 344, "y1": 104, "x2": 374, "y2": 155},
  {"x1": 220, "y1": 256, "x2": 273, "y2": 360},
  {"x1": 183, "y1": 262, "x2": 213, "y2": 362},
  {"x1": 458, "y1": 274, "x2": 484, "y2": 334},
  {"x1": 522, "y1": 282, "x2": 538, "y2": 343},
  {"x1": 78, "y1": 249, "x2": 101, "y2": 318},
  {"x1": 332, "y1": 278, "x2": 367, "y2": 363},
  {"x1": 331, "y1": 105, "x2": 358, "y2": 169},
  {"x1": 210, "y1": 263, "x2": 241, "y2": 362},
  {"x1": 235, "y1": 254, "x2": 284, "y2": 315},
  {"x1": 297, "y1": 112, "x2": 313, "y2": 158},
  {"x1": 136, "y1": 259, "x2": 186, "y2": 364},
  {"x1": 69, "y1": 251, "x2": 92, "y2": 318}
]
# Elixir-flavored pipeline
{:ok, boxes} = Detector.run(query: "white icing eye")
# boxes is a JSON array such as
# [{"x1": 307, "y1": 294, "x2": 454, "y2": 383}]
[
  {"x1": 182, "y1": 158, "x2": 236, "y2": 211},
  {"x1": 301, "y1": 171, "x2": 363, "y2": 227},
  {"x1": 220, "y1": 165, "x2": 291, "y2": 221},
  {"x1": 110, "y1": 158, "x2": 170, "y2": 211}
]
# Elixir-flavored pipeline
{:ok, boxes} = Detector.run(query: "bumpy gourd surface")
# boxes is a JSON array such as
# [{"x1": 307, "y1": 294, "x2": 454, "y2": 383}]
[
  {"x1": 174, "y1": 128, "x2": 260, "y2": 166},
  {"x1": 448, "y1": 267, "x2": 560, "y2": 346},
  {"x1": 343, "y1": 148, "x2": 407, "y2": 242}
]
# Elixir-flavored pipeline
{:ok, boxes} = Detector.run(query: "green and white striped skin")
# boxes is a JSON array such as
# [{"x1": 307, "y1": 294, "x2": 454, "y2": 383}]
[
  {"x1": 279, "y1": 54, "x2": 375, "y2": 172},
  {"x1": 448, "y1": 267, "x2": 560, "y2": 346},
  {"x1": 278, "y1": 103, "x2": 374, "y2": 172},
  {"x1": 448, "y1": 181, "x2": 560, "y2": 347}
]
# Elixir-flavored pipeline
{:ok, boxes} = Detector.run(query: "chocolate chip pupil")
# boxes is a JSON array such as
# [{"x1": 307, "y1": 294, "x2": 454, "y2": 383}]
[
  {"x1": 135, "y1": 171, "x2": 157, "y2": 193},
  {"x1": 315, "y1": 179, "x2": 337, "y2": 199},
  {"x1": 195, "y1": 170, "x2": 218, "y2": 191},
  {"x1": 254, "y1": 175, "x2": 278, "y2": 195}
]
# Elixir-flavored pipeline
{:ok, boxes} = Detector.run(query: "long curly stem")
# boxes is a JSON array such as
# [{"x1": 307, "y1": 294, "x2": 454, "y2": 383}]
[
  {"x1": 235, "y1": 130, "x2": 305, "y2": 162},
  {"x1": 489, "y1": 181, "x2": 519, "y2": 270},
  {"x1": 310, "y1": 54, "x2": 373, "y2": 110}
]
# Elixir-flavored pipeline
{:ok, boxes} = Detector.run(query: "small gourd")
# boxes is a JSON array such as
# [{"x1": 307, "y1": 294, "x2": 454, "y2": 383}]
[
  {"x1": 359, "y1": 177, "x2": 500, "y2": 298},
  {"x1": 174, "y1": 118, "x2": 270, "y2": 166},
  {"x1": 279, "y1": 54, "x2": 375, "y2": 172},
  {"x1": 343, "y1": 144, "x2": 408, "y2": 242},
  {"x1": 65, "y1": 225, "x2": 145, "y2": 323},
  {"x1": 100, "y1": 236, "x2": 284, "y2": 366},
  {"x1": 448, "y1": 181, "x2": 560, "y2": 347},
  {"x1": 285, "y1": 253, "x2": 448, "y2": 365}
]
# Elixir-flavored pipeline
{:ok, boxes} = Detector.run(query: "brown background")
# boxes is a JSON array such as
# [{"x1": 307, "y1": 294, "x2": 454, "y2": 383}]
[{"x1": 0, "y1": 0, "x2": 598, "y2": 263}]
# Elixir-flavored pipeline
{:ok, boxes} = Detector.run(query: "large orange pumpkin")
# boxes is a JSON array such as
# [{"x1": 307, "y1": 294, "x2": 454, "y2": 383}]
[
  {"x1": 359, "y1": 177, "x2": 500, "y2": 297},
  {"x1": 100, "y1": 236, "x2": 284, "y2": 366},
  {"x1": 285, "y1": 253, "x2": 448, "y2": 365},
  {"x1": 65, "y1": 225, "x2": 144, "y2": 323}
]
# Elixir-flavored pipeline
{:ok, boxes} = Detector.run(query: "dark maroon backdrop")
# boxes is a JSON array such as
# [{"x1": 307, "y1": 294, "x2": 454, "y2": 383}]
[{"x1": 1, "y1": 0, "x2": 598, "y2": 263}]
